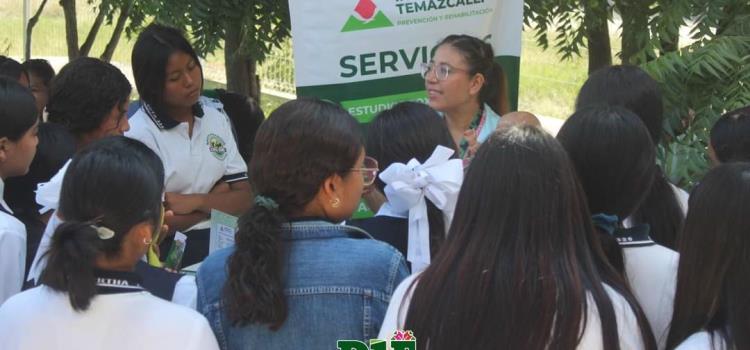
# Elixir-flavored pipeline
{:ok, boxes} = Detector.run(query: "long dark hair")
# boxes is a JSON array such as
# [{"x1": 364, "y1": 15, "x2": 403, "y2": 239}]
[
  {"x1": 366, "y1": 102, "x2": 457, "y2": 257},
  {"x1": 38, "y1": 136, "x2": 164, "y2": 311},
  {"x1": 132, "y1": 23, "x2": 203, "y2": 120},
  {"x1": 557, "y1": 105, "x2": 656, "y2": 273},
  {"x1": 436, "y1": 35, "x2": 509, "y2": 115},
  {"x1": 404, "y1": 126, "x2": 655, "y2": 350},
  {"x1": 666, "y1": 162, "x2": 750, "y2": 349},
  {"x1": 224, "y1": 98, "x2": 362, "y2": 329},
  {"x1": 576, "y1": 65, "x2": 684, "y2": 249},
  {"x1": 710, "y1": 106, "x2": 750, "y2": 163}
]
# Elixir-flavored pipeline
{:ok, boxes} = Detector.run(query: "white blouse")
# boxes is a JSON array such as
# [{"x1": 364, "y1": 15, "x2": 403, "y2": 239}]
[
  {"x1": 0, "y1": 286, "x2": 219, "y2": 350},
  {"x1": 379, "y1": 274, "x2": 647, "y2": 349}
]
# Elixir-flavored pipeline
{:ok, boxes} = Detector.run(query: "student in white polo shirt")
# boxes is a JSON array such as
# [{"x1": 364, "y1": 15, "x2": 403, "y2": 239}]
[
  {"x1": 26, "y1": 58, "x2": 196, "y2": 308},
  {"x1": 126, "y1": 24, "x2": 251, "y2": 267},
  {"x1": 558, "y1": 105, "x2": 678, "y2": 349},
  {"x1": 0, "y1": 137, "x2": 218, "y2": 350},
  {"x1": 0, "y1": 78, "x2": 39, "y2": 305}
]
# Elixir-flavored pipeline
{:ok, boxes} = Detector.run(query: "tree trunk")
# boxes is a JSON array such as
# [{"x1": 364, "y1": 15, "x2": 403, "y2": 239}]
[
  {"x1": 24, "y1": 0, "x2": 50, "y2": 60},
  {"x1": 100, "y1": 0, "x2": 134, "y2": 62},
  {"x1": 618, "y1": 0, "x2": 652, "y2": 64},
  {"x1": 583, "y1": 0, "x2": 612, "y2": 74},
  {"x1": 224, "y1": 20, "x2": 261, "y2": 102},
  {"x1": 79, "y1": 6, "x2": 106, "y2": 57},
  {"x1": 60, "y1": 0, "x2": 80, "y2": 60}
]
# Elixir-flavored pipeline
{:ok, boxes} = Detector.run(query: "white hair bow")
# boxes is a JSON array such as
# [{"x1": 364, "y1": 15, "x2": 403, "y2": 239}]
[{"x1": 379, "y1": 145, "x2": 464, "y2": 273}]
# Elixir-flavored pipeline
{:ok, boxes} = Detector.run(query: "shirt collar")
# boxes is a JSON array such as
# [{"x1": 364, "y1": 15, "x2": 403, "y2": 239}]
[
  {"x1": 280, "y1": 219, "x2": 373, "y2": 240},
  {"x1": 0, "y1": 178, "x2": 11, "y2": 214},
  {"x1": 613, "y1": 224, "x2": 655, "y2": 247},
  {"x1": 141, "y1": 100, "x2": 204, "y2": 131},
  {"x1": 94, "y1": 269, "x2": 145, "y2": 294}
]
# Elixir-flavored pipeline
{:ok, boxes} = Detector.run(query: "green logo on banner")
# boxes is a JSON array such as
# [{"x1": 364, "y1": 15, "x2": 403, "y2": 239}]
[
  {"x1": 338, "y1": 330, "x2": 417, "y2": 350},
  {"x1": 342, "y1": 0, "x2": 394, "y2": 32}
]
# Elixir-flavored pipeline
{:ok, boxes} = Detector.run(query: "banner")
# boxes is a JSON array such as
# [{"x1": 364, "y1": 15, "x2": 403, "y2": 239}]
[{"x1": 289, "y1": 0, "x2": 523, "y2": 123}]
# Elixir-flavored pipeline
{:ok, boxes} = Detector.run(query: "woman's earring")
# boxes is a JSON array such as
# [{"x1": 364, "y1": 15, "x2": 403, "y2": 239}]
[
  {"x1": 143, "y1": 237, "x2": 153, "y2": 245},
  {"x1": 331, "y1": 197, "x2": 341, "y2": 208}
]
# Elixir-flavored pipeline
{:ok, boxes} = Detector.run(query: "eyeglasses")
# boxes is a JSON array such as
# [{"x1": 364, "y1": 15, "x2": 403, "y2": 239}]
[
  {"x1": 420, "y1": 62, "x2": 469, "y2": 81},
  {"x1": 350, "y1": 156, "x2": 379, "y2": 186}
]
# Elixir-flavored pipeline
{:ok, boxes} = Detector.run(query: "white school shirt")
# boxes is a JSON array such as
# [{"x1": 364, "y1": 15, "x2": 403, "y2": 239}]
[
  {"x1": 125, "y1": 98, "x2": 248, "y2": 231},
  {"x1": 675, "y1": 331, "x2": 727, "y2": 350},
  {"x1": 617, "y1": 225, "x2": 680, "y2": 350},
  {"x1": 27, "y1": 162, "x2": 198, "y2": 309},
  {"x1": 0, "y1": 178, "x2": 26, "y2": 306},
  {"x1": 0, "y1": 286, "x2": 218, "y2": 350},
  {"x1": 379, "y1": 274, "x2": 646, "y2": 349}
]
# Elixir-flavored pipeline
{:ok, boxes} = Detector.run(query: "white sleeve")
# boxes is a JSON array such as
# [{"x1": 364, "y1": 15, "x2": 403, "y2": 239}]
[
  {"x1": 219, "y1": 113, "x2": 248, "y2": 183},
  {"x1": 0, "y1": 226, "x2": 26, "y2": 305},
  {"x1": 35, "y1": 159, "x2": 70, "y2": 214},
  {"x1": 27, "y1": 212, "x2": 62, "y2": 283},
  {"x1": 669, "y1": 183, "x2": 689, "y2": 215},
  {"x1": 675, "y1": 331, "x2": 726, "y2": 350},
  {"x1": 186, "y1": 315, "x2": 220, "y2": 350},
  {"x1": 578, "y1": 286, "x2": 647, "y2": 350},
  {"x1": 614, "y1": 298, "x2": 647, "y2": 350},
  {"x1": 378, "y1": 274, "x2": 419, "y2": 340},
  {"x1": 171, "y1": 275, "x2": 198, "y2": 310}
]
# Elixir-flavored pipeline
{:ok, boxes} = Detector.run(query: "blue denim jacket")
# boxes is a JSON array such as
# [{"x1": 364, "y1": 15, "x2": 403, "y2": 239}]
[{"x1": 197, "y1": 219, "x2": 409, "y2": 350}]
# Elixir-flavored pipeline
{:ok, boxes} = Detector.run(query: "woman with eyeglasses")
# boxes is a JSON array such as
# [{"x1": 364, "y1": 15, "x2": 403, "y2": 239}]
[
  {"x1": 196, "y1": 98, "x2": 409, "y2": 350},
  {"x1": 0, "y1": 136, "x2": 219, "y2": 350},
  {"x1": 351, "y1": 102, "x2": 462, "y2": 273},
  {"x1": 421, "y1": 34, "x2": 510, "y2": 164}
]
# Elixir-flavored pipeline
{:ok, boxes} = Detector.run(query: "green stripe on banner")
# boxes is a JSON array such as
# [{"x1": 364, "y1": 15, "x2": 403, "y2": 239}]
[{"x1": 341, "y1": 90, "x2": 428, "y2": 123}]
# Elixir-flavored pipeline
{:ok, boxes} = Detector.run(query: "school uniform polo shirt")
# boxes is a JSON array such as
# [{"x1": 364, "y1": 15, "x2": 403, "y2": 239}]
[
  {"x1": 125, "y1": 98, "x2": 248, "y2": 230},
  {"x1": 0, "y1": 271, "x2": 218, "y2": 350},
  {"x1": 617, "y1": 224, "x2": 680, "y2": 349},
  {"x1": 0, "y1": 179, "x2": 26, "y2": 305}
]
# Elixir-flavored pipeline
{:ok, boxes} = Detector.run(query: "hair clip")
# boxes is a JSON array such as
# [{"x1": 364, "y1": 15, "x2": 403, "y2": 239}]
[
  {"x1": 254, "y1": 195, "x2": 279, "y2": 210},
  {"x1": 91, "y1": 225, "x2": 115, "y2": 240}
]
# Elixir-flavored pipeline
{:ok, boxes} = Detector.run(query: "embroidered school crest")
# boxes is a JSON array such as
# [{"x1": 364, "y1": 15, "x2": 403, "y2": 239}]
[{"x1": 207, "y1": 134, "x2": 227, "y2": 160}]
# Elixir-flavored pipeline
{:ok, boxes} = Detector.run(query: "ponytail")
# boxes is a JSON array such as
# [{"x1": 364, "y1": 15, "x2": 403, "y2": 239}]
[
  {"x1": 631, "y1": 166, "x2": 684, "y2": 249},
  {"x1": 39, "y1": 221, "x2": 108, "y2": 311},
  {"x1": 224, "y1": 202, "x2": 287, "y2": 328},
  {"x1": 482, "y1": 57, "x2": 510, "y2": 116},
  {"x1": 437, "y1": 36, "x2": 510, "y2": 116},
  {"x1": 223, "y1": 98, "x2": 363, "y2": 329}
]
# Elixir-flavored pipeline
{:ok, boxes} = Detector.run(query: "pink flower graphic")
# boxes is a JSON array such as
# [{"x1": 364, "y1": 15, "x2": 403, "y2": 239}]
[{"x1": 391, "y1": 330, "x2": 415, "y2": 341}]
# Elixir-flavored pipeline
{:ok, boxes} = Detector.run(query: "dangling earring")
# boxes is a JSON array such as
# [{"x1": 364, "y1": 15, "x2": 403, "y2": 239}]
[
  {"x1": 143, "y1": 237, "x2": 153, "y2": 245},
  {"x1": 331, "y1": 197, "x2": 341, "y2": 208}
]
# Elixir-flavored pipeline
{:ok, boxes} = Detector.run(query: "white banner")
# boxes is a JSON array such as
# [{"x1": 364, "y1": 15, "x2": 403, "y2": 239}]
[{"x1": 289, "y1": 0, "x2": 523, "y2": 87}]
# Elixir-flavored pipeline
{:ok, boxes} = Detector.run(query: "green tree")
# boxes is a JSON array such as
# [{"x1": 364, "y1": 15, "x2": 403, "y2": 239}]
[
  {"x1": 130, "y1": 0, "x2": 291, "y2": 101},
  {"x1": 59, "y1": 0, "x2": 137, "y2": 61},
  {"x1": 642, "y1": 4, "x2": 750, "y2": 188},
  {"x1": 526, "y1": 0, "x2": 750, "y2": 187},
  {"x1": 524, "y1": 0, "x2": 686, "y2": 72}
]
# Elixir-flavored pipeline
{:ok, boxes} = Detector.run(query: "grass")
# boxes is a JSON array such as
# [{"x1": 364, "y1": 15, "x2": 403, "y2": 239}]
[{"x1": 0, "y1": 0, "x2": 608, "y2": 118}]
